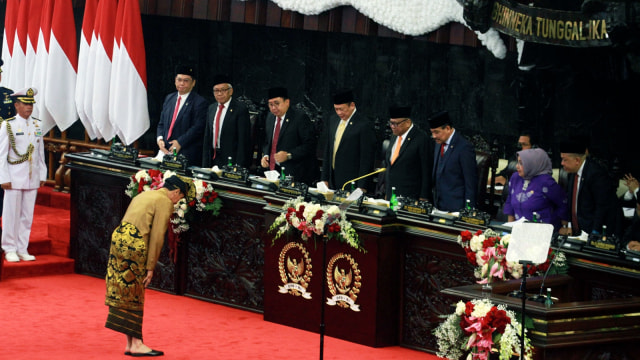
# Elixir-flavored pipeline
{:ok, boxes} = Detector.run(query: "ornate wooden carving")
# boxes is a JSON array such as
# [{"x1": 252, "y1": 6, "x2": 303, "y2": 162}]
[
  {"x1": 402, "y1": 247, "x2": 475, "y2": 351},
  {"x1": 185, "y1": 209, "x2": 265, "y2": 311}
]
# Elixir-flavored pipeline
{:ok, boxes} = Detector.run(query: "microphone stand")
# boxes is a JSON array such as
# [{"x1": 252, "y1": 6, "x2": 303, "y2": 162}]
[
  {"x1": 319, "y1": 233, "x2": 328, "y2": 360},
  {"x1": 341, "y1": 168, "x2": 386, "y2": 191},
  {"x1": 518, "y1": 260, "x2": 532, "y2": 360},
  {"x1": 529, "y1": 233, "x2": 568, "y2": 303}
]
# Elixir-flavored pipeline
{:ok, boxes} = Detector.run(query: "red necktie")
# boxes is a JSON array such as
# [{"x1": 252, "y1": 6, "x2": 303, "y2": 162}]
[
  {"x1": 269, "y1": 117, "x2": 282, "y2": 170},
  {"x1": 440, "y1": 143, "x2": 445, "y2": 157},
  {"x1": 167, "y1": 95, "x2": 181, "y2": 139},
  {"x1": 571, "y1": 174, "x2": 580, "y2": 233},
  {"x1": 212, "y1": 104, "x2": 224, "y2": 161}
]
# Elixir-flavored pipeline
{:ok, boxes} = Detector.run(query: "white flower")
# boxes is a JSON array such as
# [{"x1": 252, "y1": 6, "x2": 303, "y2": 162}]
[
  {"x1": 134, "y1": 170, "x2": 150, "y2": 182},
  {"x1": 455, "y1": 301, "x2": 466, "y2": 316},
  {"x1": 470, "y1": 299, "x2": 492, "y2": 318},
  {"x1": 469, "y1": 235, "x2": 484, "y2": 252}
]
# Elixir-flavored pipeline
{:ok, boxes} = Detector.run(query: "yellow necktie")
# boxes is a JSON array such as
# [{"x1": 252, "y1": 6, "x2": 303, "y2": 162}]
[
  {"x1": 391, "y1": 136, "x2": 402, "y2": 165},
  {"x1": 332, "y1": 121, "x2": 347, "y2": 168}
]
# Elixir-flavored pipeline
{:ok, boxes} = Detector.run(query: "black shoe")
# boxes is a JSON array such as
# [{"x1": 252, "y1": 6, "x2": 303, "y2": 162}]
[{"x1": 129, "y1": 349, "x2": 164, "y2": 357}]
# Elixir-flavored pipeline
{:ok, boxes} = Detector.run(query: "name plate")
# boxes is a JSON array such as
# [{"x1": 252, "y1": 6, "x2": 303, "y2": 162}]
[
  {"x1": 109, "y1": 143, "x2": 138, "y2": 164},
  {"x1": 584, "y1": 234, "x2": 619, "y2": 255},
  {"x1": 161, "y1": 154, "x2": 188, "y2": 172},
  {"x1": 397, "y1": 197, "x2": 433, "y2": 219},
  {"x1": 459, "y1": 209, "x2": 490, "y2": 226},
  {"x1": 277, "y1": 179, "x2": 308, "y2": 198},
  {"x1": 220, "y1": 166, "x2": 249, "y2": 184}
]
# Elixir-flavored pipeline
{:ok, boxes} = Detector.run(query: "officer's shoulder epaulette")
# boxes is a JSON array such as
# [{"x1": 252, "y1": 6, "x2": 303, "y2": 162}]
[
  {"x1": 31, "y1": 117, "x2": 41, "y2": 121},
  {"x1": 3, "y1": 116, "x2": 16, "y2": 121}
]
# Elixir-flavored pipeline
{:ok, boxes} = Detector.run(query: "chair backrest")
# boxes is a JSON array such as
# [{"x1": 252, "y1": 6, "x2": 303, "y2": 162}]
[{"x1": 470, "y1": 135, "x2": 498, "y2": 214}]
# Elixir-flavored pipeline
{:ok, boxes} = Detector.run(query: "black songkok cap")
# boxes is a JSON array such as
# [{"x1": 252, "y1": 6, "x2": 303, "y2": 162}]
[
  {"x1": 163, "y1": 175, "x2": 190, "y2": 200},
  {"x1": 333, "y1": 89, "x2": 354, "y2": 104},
  {"x1": 175, "y1": 65, "x2": 196, "y2": 79},
  {"x1": 213, "y1": 74, "x2": 232, "y2": 86},
  {"x1": 428, "y1": 111, "x2": 451, "y2": 129},
  {"x1": 559, "y1": 139, "x2": 587, "y2": 155},
  {"x1": 268, "y1": 87, "x2": 288, "y2": 99},
  {"x1": 389, "y1": 106, "x2": 411, "y2": 119}
]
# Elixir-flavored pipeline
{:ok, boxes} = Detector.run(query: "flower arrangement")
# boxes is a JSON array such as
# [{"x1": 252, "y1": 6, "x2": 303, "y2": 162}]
[
  {"x1": 269, "y1": 197, "x2": 365, "y2": 252},
  {"x1": 434, "y1": 298, "x2": 532, "y2": 360},
  {"x1": 125, "y1": 169, "x2": 222, "y2": 234},
  {"x1": 458, "y1": 229, "x2": 567, "y2": 284}
]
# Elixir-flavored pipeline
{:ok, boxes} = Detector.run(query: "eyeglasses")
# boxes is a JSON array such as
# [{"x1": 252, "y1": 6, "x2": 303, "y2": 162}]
[
  {"x1": 389, "y1": 118, "x2": 408, "y2": 127},
  {"x1": 213, "y1": 87, "x2": 231, "y2": 94}
]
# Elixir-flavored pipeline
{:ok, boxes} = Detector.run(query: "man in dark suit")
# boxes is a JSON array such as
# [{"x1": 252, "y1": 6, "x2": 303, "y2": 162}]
[
  {"x1": 559, "y1": 141, "x2": 621, "y2": 236},
  {"x1": 321, "y1": 89, "x2": 376, "y2": 192},
  {"x1": 429, "y1": 111, "x2": 478, "y2": 212},
  {"x1": 202, "y1": 74, "x2": 252, "y2": 168},
  {"x1": 156, "y1": 65, "x2": 208, "y2": 166},
  {"x1": 260, "y1": 87, "x2": 317, "y2": 185},
  {"x1": 383, "y1": 106, "x2": 433, "y2": 200}
]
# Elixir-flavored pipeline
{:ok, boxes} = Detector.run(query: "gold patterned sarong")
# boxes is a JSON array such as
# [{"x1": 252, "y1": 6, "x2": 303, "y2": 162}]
[{"x1": 105, "y1": 222, "x2": 148, "y2": 311}]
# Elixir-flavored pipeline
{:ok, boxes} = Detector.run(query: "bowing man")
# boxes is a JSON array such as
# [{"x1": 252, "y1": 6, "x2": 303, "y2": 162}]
[
  {"x1": 202, "y1": 74, "x2": 252, "y2": 168},
  {"x1": 321, "y1": 89, "x2": 376, "y2": 192},
  {"x1": 383, "y1": 106, "x2": 433, "y2": 201},
  {"x1": 429, "y1": 111, "x2": 478, "y2": 212}
]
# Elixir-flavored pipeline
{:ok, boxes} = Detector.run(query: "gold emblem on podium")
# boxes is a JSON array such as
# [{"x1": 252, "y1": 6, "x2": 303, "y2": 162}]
[
  {"x1": 326, "y1": 253, "x2": 361, "y2": 311},
  {"x1": 277, "y1": 242, "x2": 313, "y2": 299}
]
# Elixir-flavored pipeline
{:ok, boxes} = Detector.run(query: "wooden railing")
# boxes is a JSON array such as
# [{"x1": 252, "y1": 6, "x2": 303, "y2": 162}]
[{"x1": 44, "y1": 131, "x2": 153, "y2": 192}]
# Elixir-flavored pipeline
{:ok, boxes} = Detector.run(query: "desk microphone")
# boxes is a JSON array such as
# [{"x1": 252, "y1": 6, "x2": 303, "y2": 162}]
[
  {"x1": 341, "y1": 168, "x2": 386, "y2": 191},
  {"x1": 530, "y1": 233, "x2": 569, "y2": 303}
]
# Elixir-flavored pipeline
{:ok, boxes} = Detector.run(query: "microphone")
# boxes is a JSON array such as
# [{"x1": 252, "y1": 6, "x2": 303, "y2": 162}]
[
  {"x1": 530, "y1": 233, "x2": 569, "y2": 303},
  {"x1": 341, "y1": 168, "x2": 387, "y2": 190}
]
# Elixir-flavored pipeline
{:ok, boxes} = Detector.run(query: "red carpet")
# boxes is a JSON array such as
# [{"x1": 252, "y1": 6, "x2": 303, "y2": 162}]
[{"x1": 0, "y1": 274, "x2": 438, "y2": 360}]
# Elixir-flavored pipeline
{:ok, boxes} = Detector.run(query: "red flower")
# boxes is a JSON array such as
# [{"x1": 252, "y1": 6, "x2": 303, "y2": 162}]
[
  {"x1": 327, "y1": 223, "x2": 341, "y2": 233},
  {"x1": 483, "y1": 237, "x2": 496, "y2": 248},
  {"x1": 460, "y1": 230, "x2": 473, "y2": 241},
  {"x1": 201, "y1": 197, "x2": 207, "y2": 203},
  {"x1": 465, "y1": 250, "x2": 477, "y2": 266},
  {"x1": 210, "y1": 192, "x2": 218, "y2": 199},
  {"x1": 312, "y1": 209, "x2": 324, "y2": 222},
  {"x1": 465, "y1": 301, "x2": 474, "y2": 316},
  {"x1": 189, "y1": 200, "x2": 196, "y2": 207},
  {"x1": 490, "y1": 309, "x2": 511, "y2": 334}
]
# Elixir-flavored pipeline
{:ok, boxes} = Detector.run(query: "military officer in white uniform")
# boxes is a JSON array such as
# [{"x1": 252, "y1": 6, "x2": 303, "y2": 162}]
[{"x1": 0, "y1": 88, "x2": 46, "y2": 262}]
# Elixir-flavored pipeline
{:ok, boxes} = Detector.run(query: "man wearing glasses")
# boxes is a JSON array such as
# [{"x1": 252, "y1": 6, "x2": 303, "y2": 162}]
[
  {"x1": 156, "y1": 65, "x2": 208, "y2": 166},
  {"x1": 384, "y1": 106, "x2": 433, "y2": 201},
  {"x1": 429, "y1": 111, "x2": 478, "y2": 212},
  {"x1": 202, "y1": 74, "x2": 251, "y2": 168}
]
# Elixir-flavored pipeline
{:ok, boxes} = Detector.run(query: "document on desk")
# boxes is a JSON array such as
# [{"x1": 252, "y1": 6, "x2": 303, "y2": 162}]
[{"x1": 501, "y1": 217, "x2": 527, "y2": 228}]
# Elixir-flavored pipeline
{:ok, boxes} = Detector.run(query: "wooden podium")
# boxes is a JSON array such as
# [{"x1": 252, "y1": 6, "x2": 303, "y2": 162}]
[
  {"x1": 442, "y1": 275, "x2": 640, "y2": 360},
  {"x1": 262, "y1": 195, "x2": 401, "y2": 347}
]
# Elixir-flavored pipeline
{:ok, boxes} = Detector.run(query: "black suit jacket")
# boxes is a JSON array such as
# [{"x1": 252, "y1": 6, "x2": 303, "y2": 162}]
[
  {"x1": 262, "y1": 107, "x2": 317, "y2": 185},
  {"x1": 383, "y1": 126, "x2": 433, "y2": 200},
  {"x1": 202, "y1": 98, "x2": 252, "y2": 168},
  {"x1": 432, "y1": 131, "x2": 478, "y2": 211},
  {"x1": 0, "y1": 87, "x2": 15, "y2": 120},
  {"x1": 320, "y1": 111, "x2": 376, "y2": 191},
  {"x1": 156, "y1": 91, "x2": 208, "y2": 166},
  {"x1": 566, "y1": 158, "x2": 621, "y2": 235}
]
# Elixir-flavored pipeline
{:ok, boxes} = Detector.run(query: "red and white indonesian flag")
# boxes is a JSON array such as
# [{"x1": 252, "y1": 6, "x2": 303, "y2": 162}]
[
  {"x1": 43, "y1": 0, "x2": 78, "y2": 132},
  {"x1": 89, "y1": 0, "x2": 117, "y2": 140},
  {"x1": 75, "y1": 0, "x2": 98, "y2": 139},
  {"x1": 25, "y1": 0, "x2": 44, "y2": 87},
  {"x1": 110, "y1": 0, "x2": 150, "y2": 145},
  {"x1": 32, "y1": 0, "x2": 55, "y2": 128},
  {"x1": 1, "y1": 0, "x2": 20, "y2": 88},
  {"x1": 6, "y1": 0, "x2": 29, "y2": 90}
]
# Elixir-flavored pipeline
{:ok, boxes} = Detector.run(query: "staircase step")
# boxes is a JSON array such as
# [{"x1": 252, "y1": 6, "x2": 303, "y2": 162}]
[
  {"x1": 1, "y1": 254, "x2": 75, "y2": 280},
  {"x1": 27, "y1": 238, "x2": 52, "y2": 256},
  {"x1": 49, "y1": 223, "x2": 70, "y2": 257}
]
